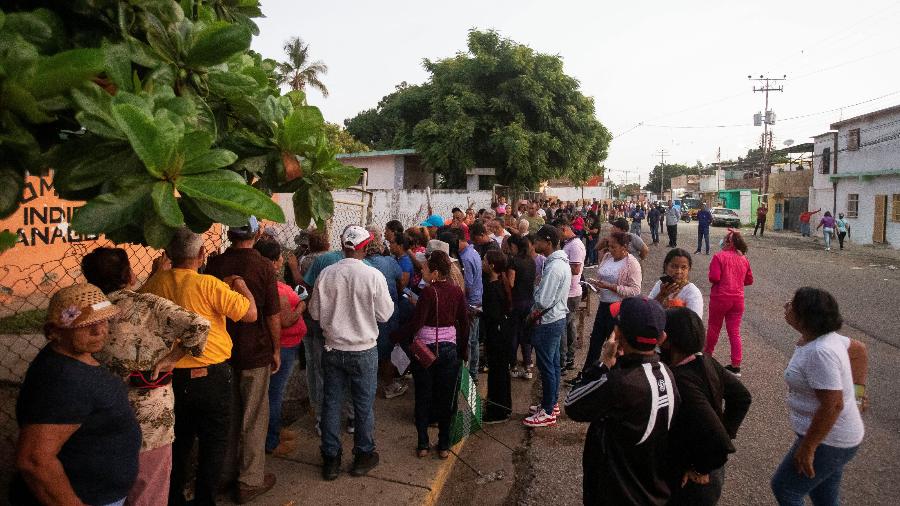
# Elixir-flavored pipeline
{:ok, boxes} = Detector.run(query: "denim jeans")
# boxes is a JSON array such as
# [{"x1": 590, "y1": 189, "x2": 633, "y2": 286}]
[
  {"x1": 771, "y1": 436, "x2": 860, "y2": 506},
  {"x1": 266, "y1": 345, "x2": 299, "y2": 452},
  {"x1": 531, "y1": 318, "x2": 565, "y2": 413},
  {"x1": 411, "y1": 342, "x2": 459, "y2": 450},
  {"x1": 468, "y1": 315, "x2": 481, "y2": 378},
  {"x1": 697, "y1": 227, "x2": 710, "y2": 253},
  {"x1": 670, "y1": 466, "x2": 724, "y2": 505},
  {"x1": 320, "y1": 347, "x2": 378, "y2": 458},
  {"x1": 823, "y1": 228, "x2": 833, "y2": 249},
  {"x1": 304, "y1": 318, "x2": 324, "y2": 416},
  {"x1": 562, "y1": 296, "x2": 579, "y2": 367},
  {"x1": 586, "y1": 238, "x2": 598, "y2": 265},
  {"x1": 650, "y1": 221, "x2": 659, "y2": 243},
  {"x1": 800, "y1": 222, "x2": 811, "y2": 236}
]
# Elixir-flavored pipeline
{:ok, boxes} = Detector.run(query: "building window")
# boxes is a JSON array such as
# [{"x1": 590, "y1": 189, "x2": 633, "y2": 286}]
[
  {"x1": 820, "y1": 148, "x2": 831, "y2": 174},
  {"x1": 847, "y1": 194, "x2": 859, "y2": 219},
  {"x1": 893, "y1": 194, "x2": 900, "y2": 222},
  {"x1": 848, "y1": 129, "x2": 860, "y2": 151}
]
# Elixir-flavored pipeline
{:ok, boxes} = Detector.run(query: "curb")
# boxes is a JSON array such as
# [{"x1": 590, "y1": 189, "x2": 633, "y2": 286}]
[{"x1": 421, "y1": 438, "x2": 468, "y2": 506}]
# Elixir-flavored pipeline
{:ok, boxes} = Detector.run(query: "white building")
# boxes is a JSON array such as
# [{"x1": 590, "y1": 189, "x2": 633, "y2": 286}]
[
  {"x1": 336, "y1": 149, "x2": 432, "y2": 190},
  {"x1": 810, "y1": 105, "x2": 900, "y2": 247}
]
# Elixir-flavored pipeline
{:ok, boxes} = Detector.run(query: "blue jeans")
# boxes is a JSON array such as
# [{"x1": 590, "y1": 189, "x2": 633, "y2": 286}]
[
  {"x1": 468, "y1": 315, "x2": 481, "y2": 378},
  {"x1": 531, "y1": 318, "x2": 565, "y2": 413},
  {"x1": 650, "y1": 222, "x2": 659, "y2": 243},
  {"x1": 266, "y1": 345, "x2": 299, "y2": 452},
  {"x1": 801, "y1": 222, "x2": 811, "y2": 236},
  {"x1": 320, "y1": 347, "x2": 378, "y2": 458},
  {"x1": 697, "y1": 227, "x2": 710, "y2": 253},
  {"x1": 823, "y1": 228, "x2": 833, "y2": 249},
  {"x1": 771, "y1": 436, "x2": 859, "y2": 506}
]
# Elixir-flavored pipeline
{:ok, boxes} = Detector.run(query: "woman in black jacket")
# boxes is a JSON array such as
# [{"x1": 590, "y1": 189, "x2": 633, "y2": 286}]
[{"x1": 661, "y1": 307, "x2": 752, "y2": 505}]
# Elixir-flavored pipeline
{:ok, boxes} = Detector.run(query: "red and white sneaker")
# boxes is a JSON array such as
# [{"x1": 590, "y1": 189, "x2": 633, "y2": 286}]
[
  {"x1": 529, "y1": 403, "x2": 560, "y2": 417},
  {"x1": 523, "y1": 409, "x2": 557, "y2": 427}
]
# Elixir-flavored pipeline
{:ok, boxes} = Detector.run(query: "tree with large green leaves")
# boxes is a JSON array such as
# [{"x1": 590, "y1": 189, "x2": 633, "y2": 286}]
[
  {"x1": 275, "y1": 36, "x2": 329, "y2": 97},
  {"x1": 0, "y1": 1, "x2": 359, "y2": 252},
  {"x1": 344, "y1": 31, "x2": 611, "y2": 190}
]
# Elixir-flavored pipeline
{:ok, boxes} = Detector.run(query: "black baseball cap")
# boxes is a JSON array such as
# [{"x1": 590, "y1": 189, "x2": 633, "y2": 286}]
[
  {"x1": 610, "y1": 297, "x2": 666, "y2": 351},
  {"x1": 228, "y1": 216, "x2": 259, "y2": 240},
  {"x1": 535, "y1": 225, "x2": 560, "y2": 245}
]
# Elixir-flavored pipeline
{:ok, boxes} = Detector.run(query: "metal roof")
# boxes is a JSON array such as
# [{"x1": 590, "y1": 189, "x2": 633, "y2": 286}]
[
  {"x1": 335, "y1": 148, "x2": 416, "y2": 160},
  {"x1": 830, "y1": 104, "x2": 900, "y2": 129}
]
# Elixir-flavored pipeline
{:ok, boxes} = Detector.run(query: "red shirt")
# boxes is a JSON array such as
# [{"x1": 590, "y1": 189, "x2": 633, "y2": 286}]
[{"x1": 277, "y1": 281, "x2": 306, "y2": 347}]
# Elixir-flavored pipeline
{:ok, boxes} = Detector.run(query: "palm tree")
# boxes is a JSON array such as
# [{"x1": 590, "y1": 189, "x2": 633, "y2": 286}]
[{"x1": 275, "y1": 37, "x2": 329, "y2": 97}]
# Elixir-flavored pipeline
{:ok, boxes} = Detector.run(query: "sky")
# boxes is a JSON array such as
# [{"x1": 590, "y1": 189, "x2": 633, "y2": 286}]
[{"x1": 250, "y1": 0, "x2": 900, "y2": 188}]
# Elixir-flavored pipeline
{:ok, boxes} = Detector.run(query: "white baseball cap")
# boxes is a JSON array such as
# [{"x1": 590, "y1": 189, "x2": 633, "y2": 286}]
[{"x1": 342, "y1": 225, "x2": 373, "y2": 250}]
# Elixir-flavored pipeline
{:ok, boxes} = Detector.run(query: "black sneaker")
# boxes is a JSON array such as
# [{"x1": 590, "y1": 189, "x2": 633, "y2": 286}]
[
  {"x1": 322, "y1": 453, "x2": 341, "y2": 481},
  {"x1": 564, "y1": 360, "x2": 576, "y2": 371},
  {"x1": 350, "y1": 451, "x2": 380, "y2": 477},
  {"x1": 564, "y1": 372, "x2": 583, "y2": 387},
  {"x1": 724, "y1": 365, "x2": 742, "y2": 377}
]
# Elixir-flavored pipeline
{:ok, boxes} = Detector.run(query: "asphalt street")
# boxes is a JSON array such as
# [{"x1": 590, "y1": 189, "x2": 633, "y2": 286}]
[{"x1": 439, "y1": 222, "x2": 900, "y2": 505}]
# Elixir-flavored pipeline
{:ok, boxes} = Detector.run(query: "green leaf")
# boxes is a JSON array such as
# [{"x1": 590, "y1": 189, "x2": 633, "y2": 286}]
[
  {"x1": 185, "y1": 22, "x2": 251, "y2": 67},
  {"x1": 103, "y1": 42, "x2": 133, "y2": 93},
  {"x1": 319, "y1": 160, "x2": 363, "y2": 189},
  {"x1": 179, "y1": 129, "x2": 214, "y2": 161},
  {"x1": 72, "y1": 85, "x2": 125, "y2": 140},
  {"x1": 27, "y1": 48, "x2": 105, "y2": 98},
  {"x1": 176, "y1": 174, "x2": 284, "y2": 222},
  {"x1": 49, "y1": 137, "x2": 141, "y2": 192},
  {"x1": 143, "y1": 212, "x2": 176, "y2": 248},
  {"x1": 181, "y1": 148, "x2": 237, "y2": 175},
  {"x1": 292, "y1": 187, "x2": 313, "y2": 228},
  {"x1": 111, "y1": 102, "x2": 175, "y2": 178},
  {"x1": 72, "y1": 182, "x2": 154, "y2": 235},
  {"x1": 151, "y1": 181, "x2": 184, "y2": 227},
  {"x1": 277, "y1": 106, "x2": 324, "y2": 154},
  {"x1": 185, "y1": 196, "x2": 249, "y2": 227},
  {"x1": 179, "y1": 196, "x2": 215, "y2": 233},
  {"x1": 0, "y1": 230, "x2": 17, "y2": 254},
  {"x1": 207, "y1": 69, "x2": 258, "y2": 99},
  {"x1": 0, "y1": 169, "x2": 24, "y2": 219},
  {"x1": 311, "y1": 190, "x2": 334, "y2": 222},
  {"x1": 1, "y1": 82, "x2": 53, "y2": 123}
]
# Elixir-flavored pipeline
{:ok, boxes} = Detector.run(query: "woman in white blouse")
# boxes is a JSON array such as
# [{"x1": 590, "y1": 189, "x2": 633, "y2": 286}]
[{"x1": 648, "y1": 248, "x2": 703, "y2": 317}]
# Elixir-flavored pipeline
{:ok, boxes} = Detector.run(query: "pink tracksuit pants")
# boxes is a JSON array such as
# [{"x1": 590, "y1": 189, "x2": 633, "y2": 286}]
[{"x1": 704, "y1": 295, "x2": 744, "y2": 367}]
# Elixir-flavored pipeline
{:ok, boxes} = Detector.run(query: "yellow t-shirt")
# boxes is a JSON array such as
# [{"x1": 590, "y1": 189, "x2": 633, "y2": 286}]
[{"x1": 140, "y1": 268, "x2": 250, "y2": 368}]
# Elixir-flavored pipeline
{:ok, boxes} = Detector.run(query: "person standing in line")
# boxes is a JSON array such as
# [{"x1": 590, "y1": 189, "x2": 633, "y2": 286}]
[
  {"x1": 585, "y1": 213, "x2": 601, "y2": 266},
  {"x1": 525, "y1": 202, "x2": 546, "y2": 233},
  {"x1": 771, "y1": 288, "x2": 867, "y2": 506},
  {"x1": 81, "y1": 248, "x2": 210, "y2": 506},
  {"x1": 648, "y1": 248, "x2": 704, "y2": 318},
  {"x1": 140, "y1": 227, "x2": 257, "y2": 506},
  {"x1": 835, "y1": 213, "x2": 850, "y2": 250},
  {"x1": 665, "y1": 202, "x2": 682, "y2": 247},
  {"x1": 704, "y1": 230, "x2": 753, "y2": 377},
  {"x1": 661, "y1": 307, "x2": 752, "y2": 506},
  {"x1": 753, "y1": 201, "x2": 768, "y2": 237},
  {"x1": 12, "y1": 284, "x2": 141, "y2": 506},
  {"x1": 507, "y1": 234, "x2": 537, "y2": 380},
  {"x1": 658, "y1": 204, "x2": 666, "y2": 242},
  {"x1": 554, "y1": 218, "x2": 586, "y2": 372},
  {"x1": 456, "y1": 228, "x2": 485, "y2": 379},
  {"x1": 482, "y1": 250, "x2": 513, "y2": 424},
  {"x1": 204, "y1": 218, "x2": 282, "y2": 503},
  {"x1": 648, "y1": 205, "x2": 661, "y2": 245},
  {"x1": 799, "y1": 208, "x2": 821, "y2": 237},
  {"x1": 523, "y1": 226, "x2": 572, "y2": 427},
  {"x1": 610, "y1": 218, "x2": 649, "y2": 262},
  {"x1": 253, "y1": 240, "x2": 307, "y2": 458},
  {"x1": 816, "y1": 211, "x2": 837, "y2": 251},
  {"x1": 564, "y1": 297, "x2": 679, "y2": 505},
  {"x1": 695, "y1": 203, "x2": 713, "y2": 255},
  {"x1": 629, "y1": 205, "x2": 645, "y2": 236}
]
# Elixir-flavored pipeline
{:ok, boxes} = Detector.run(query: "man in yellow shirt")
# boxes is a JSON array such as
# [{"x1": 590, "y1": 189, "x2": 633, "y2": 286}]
[{"x1": 141, "y1": 227, "x2": 256, "y2": 506}]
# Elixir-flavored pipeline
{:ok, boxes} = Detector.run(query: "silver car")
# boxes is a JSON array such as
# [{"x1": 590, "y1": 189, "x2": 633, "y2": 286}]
[{"x1": 711, "y1": 207, "x2": 741, "y2": 227}]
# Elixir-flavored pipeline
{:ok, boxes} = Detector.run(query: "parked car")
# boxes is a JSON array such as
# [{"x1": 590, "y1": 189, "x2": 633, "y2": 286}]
[{"x1": 710, "y1": 207, "x2": 741, "y2": 227}]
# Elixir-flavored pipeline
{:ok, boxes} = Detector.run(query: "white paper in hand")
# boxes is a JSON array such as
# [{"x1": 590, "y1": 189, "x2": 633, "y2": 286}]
[{"x1": 391, "y1": 344, "x2": 411, "y2": 375}]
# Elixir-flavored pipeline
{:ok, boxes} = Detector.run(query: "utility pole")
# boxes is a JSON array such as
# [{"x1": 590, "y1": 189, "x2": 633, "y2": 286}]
[
  {"x1": 749, "y1": 74, "x2": 785, "y2": 196},
  {"x1": 656, "y1": 149, "x2": 668, "y2": 201}
]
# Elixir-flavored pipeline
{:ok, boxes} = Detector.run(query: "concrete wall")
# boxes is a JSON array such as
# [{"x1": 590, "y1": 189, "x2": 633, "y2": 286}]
[
  {"x1": 768, "y1": 170, "x2": 813, "y2": 198},
  {"x1": 341, "y1": 155, "x2": 401, "y2": 190},
  {"x1": 833, "y1": 110, "x2": 900, "y2": 174},
  {"x1": 544, "y1": 186, "x2": 610, "y2": 202},
  {"x1": 700, "y1": 171, "x2": 726, "y2": 192},
  {"x1": 834, "y1": 175, "x2": 900, "y2": 247}
]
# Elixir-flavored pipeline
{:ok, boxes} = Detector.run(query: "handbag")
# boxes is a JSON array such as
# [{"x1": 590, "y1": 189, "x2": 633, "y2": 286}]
[
  {"x1": 128, "y1": 370, "x2": 173, "y2": 389},
  {"x1": 410, "y1": 286, "x2": 440, "y2": 368}
]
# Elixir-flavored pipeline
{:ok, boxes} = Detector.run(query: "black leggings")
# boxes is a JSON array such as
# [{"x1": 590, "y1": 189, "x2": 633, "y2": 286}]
[
  {"x1": 838, "y1": 231, "x2": 846, "y2": 249},
  {"x1": 484, "y1": 319, "x2": 512, "y2": 419},
  {"x1": 583, "y1": 302, "x2": 615, "y2": 372},
  {"x1": 412, "y1": 342, "x2": 458, "y2": 450}
]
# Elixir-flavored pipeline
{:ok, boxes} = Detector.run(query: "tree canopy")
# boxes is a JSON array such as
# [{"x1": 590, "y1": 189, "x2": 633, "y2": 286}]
[
  {"x1": 275, "y1": 36, "x2": 329, "y2": 97},
  {"x1": 345, "y1": 30, "x2": 611, "y2": 189},
  {"x1": 0, "y1": 2, "x2": 360, "y2": 251}
]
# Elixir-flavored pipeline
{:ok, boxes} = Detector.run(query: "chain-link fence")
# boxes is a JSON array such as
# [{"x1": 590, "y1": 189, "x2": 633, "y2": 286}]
[{"x1": 0, "y1": 229, "x2": 225, "y2": 484}]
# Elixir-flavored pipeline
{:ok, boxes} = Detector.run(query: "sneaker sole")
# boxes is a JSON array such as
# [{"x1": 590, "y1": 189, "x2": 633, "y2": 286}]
[{"x1": 523, "y1": 419, "x2": 557, "y2": 427}]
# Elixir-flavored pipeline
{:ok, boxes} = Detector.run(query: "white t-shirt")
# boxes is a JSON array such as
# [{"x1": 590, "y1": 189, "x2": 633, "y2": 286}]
[
  {"x1": 648, "y1": 280, "x2": 703, "y2": 318},
  {"x1": 564, "y1": 237, "x2": 586, "y2": 298},
  {"x1": 596, "y1": 256, "x2": 626, "y2": 303},
  {"x1": 490, "y1": 230, "x2": 509, "y2": 246},
  {"x1": 784, "y1": 332, "x2": 864, "y2": 448}
]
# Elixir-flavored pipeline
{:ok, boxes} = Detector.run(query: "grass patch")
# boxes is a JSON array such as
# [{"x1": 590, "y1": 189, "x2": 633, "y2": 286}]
[{"x1": 0, "y1": 309, "x2": 47, "y2": 334}]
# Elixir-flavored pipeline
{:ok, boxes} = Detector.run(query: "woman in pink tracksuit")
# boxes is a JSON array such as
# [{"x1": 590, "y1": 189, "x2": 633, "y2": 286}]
[{"x1": 705, "y1": 229, "x2": 753, "y2": 376}]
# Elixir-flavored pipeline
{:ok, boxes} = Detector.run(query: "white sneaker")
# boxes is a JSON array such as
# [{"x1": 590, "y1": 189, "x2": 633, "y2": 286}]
[
  {"x1": 523, "y1": 409, "x2": 557, "y2": 427},
  {"x1": 347, "y1": 419, "x2": 355, "y2": 434},
  {"x1": 384, "y1": 381, "x2": 409, "y2": 399},
  {"x1": 529, "y1": 403, "x2": 560, "y2": 416}
]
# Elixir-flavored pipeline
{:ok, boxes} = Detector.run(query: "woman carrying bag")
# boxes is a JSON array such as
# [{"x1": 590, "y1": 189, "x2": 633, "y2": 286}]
[{"x1": 392, "y1": 251, "x2": 470, "y2": 458}]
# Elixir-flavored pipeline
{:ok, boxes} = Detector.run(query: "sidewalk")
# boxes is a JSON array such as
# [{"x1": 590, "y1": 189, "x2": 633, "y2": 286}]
[{"x1": 221, "y1": 376, "x2": 465, "y2": 506}]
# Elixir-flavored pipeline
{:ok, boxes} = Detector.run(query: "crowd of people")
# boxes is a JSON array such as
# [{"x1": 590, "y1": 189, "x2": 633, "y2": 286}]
[{"x1": 10, "y1": 197, "x2": 869, "y2": 506}]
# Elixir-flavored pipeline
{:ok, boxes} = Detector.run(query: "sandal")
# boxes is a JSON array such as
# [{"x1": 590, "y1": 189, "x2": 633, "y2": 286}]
[
  {"x1": 437, "y1": 449, "x2": 450, "y2": 459},
  {"x1": 416, "y1": 447, "x2": 430, "y2": 458}
]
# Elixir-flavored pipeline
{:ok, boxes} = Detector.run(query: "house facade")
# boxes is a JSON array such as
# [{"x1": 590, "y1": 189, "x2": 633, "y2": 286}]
[
  {"x1": 336, "y1": 149, "x2": 432, "y2": 190},
  {"x1": 810, "y1": 105, "x2": 900, "y2": 247}
]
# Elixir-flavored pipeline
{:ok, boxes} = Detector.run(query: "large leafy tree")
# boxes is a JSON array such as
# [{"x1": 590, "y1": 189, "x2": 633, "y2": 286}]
[
  {"x1": 344, "y1": 30, "x2": 611, "y2": 189},
  {"x1": 324, "y1": 122, "x2": 369, "y2": 153},
  {"x1": 275, "y1": 36, "x2": 328, "y2": 97},
  {"x1": 0, "y1": 1, "x2": 359, "y2": 251}
]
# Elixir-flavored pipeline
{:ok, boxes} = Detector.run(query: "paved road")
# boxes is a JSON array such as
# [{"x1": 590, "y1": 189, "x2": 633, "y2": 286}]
[{"x1": 440, "y1": 222, "x2": 900, "y2": 505}]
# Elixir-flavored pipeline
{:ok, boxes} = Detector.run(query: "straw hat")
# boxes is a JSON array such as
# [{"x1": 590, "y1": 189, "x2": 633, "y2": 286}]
[{"x1": 46, "y1": 283, "x2": 119, "y2": 329}]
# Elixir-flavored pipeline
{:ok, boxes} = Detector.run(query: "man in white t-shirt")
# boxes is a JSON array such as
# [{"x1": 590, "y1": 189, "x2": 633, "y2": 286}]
[
  {"x1": 489, "y1": 217, "x2": 511, "y2": 246},
  {"x1": 554, "y1": 218, "x2": 585, "y2": 372}
]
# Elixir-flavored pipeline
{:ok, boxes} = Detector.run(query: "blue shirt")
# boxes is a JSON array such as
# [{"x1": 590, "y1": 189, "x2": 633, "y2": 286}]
[
  {"x1": 395, "y1": 254, "x2": 415, "y2": 287},
  {"x1": 364, "y1": 254, "x2": 403, "y2": 303},
  {"x1": 458, "y1": 244, "x2": 483, "y2": 305},
  {"x1": 631, "y1": 209, "x2": 645, "y2": 222},
  {"x1": 303, "y1": 251, "x2": 344, "y2": 287},
  {"x1": 697, "y1": 209, "x2": 713, "y2": 229}
]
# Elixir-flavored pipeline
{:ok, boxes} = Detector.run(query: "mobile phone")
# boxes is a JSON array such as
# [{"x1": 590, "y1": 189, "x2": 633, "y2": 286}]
[{"x1": 659, "y1": 275, "x2": 674, "y2": 284}]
